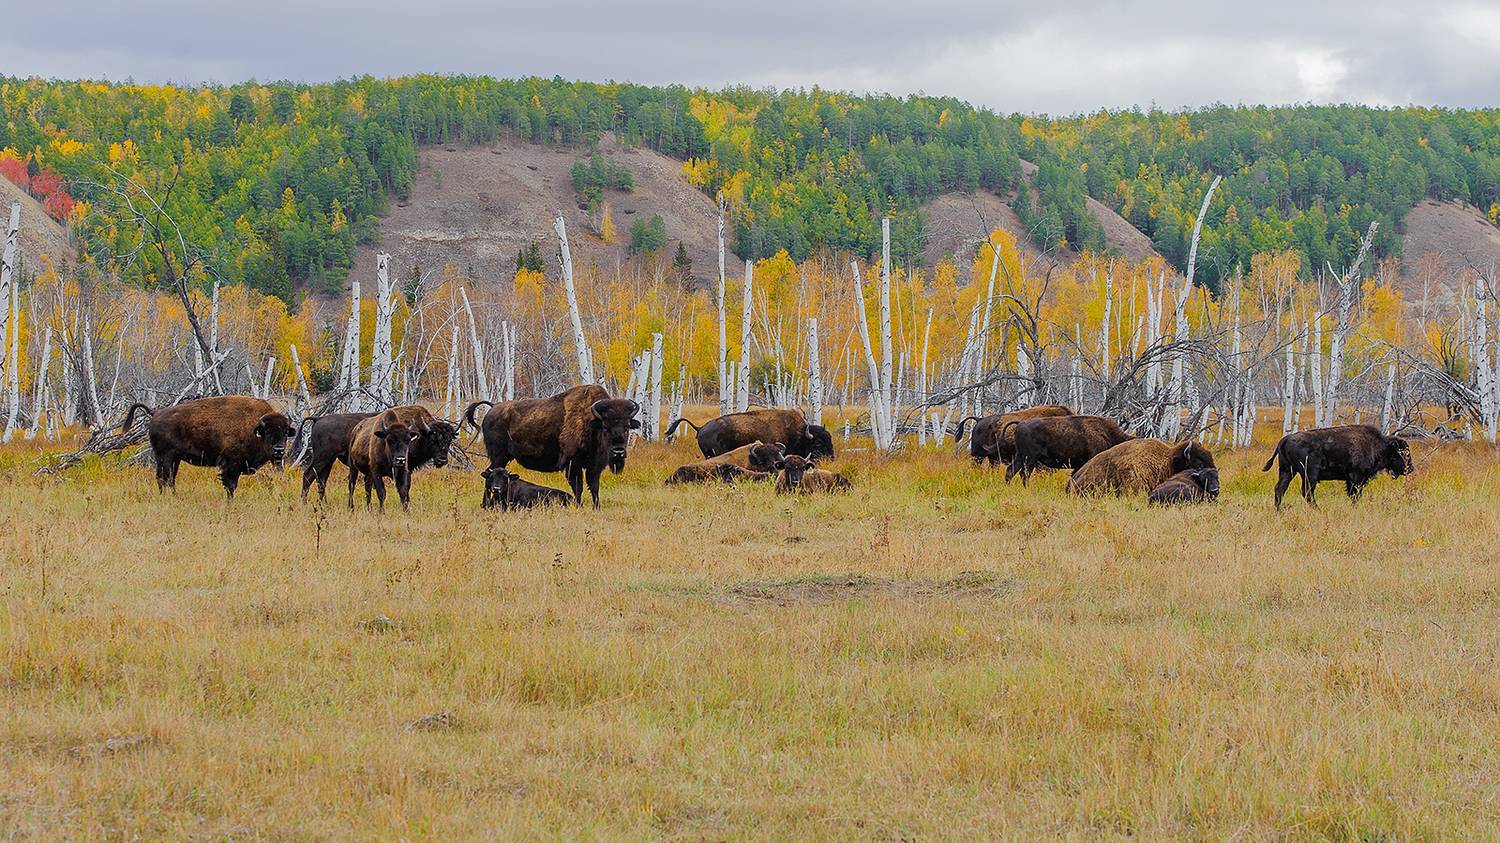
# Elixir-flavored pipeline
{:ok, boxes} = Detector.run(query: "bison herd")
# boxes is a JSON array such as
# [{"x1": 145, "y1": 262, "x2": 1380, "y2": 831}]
[{"x1": 117, "y1": 390, "x2": 1412, "y2": 511}]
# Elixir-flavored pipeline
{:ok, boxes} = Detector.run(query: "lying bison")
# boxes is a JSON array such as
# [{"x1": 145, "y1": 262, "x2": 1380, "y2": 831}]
[
  {"x1": 665, "y1": 441, "x2": 785, "y2": 485},
  {"x1": 121, "y1": 395, "x2": 293, "y2": 499},
  {"x1": 666, "y1": 408, "x2": 834, "y2": 461},
  {"x1": 1002, "y1": 414, "x2": 1131, "y2": 485},
  {"x1": 954, "y1": 404, "x2": 1072, "y2": 465},
  {"x1": 465, "y1": 385, "x2": 638, "y2": 509},
  {"x1": 1067, "y1": 439, "x2": 1216, "y2": 496},
  {"x1": 773, "y1": 454, "x2": 851, "y2": 494},
  {"x1": 479, "y1": 467, "x2": 575, "y2": 510},
  {"x1": 1263, "y1": 424, "x2": 1412, "y2": 508},
  {"x1": 295, "y1": 407, "x2": 456, "y2": 503},
  {"x1": 347, "y1": 410, "x2": 423, "y2": 511},
  {"x1": 1147, "y1": 468, "x2": 1221, "y2": 506}
]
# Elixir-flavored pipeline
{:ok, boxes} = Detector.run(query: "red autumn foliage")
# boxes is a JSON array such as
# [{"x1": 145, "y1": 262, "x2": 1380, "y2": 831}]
[{"x1": 0, "y1": 153, "x2": 28, "y2": 191}]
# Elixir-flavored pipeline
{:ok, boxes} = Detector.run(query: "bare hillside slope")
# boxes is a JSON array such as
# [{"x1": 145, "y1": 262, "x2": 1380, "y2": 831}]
[
  {"x1": 0, "y1": 178, "x2": 76, "y2": 276},
  {"x1": 1399, "y1": 200, "x2": 1500, "y2": 309}
]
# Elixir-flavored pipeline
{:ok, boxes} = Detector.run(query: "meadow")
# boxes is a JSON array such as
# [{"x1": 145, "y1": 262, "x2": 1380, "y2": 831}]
[{"x1": 3, "y1": 422, "x2": 1500, "y2": 839}]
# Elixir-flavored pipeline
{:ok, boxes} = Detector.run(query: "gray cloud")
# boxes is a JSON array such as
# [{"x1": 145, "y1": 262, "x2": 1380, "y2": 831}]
[{"x1": 2, "y1": 0, "x2": 1496, "y2": 113}]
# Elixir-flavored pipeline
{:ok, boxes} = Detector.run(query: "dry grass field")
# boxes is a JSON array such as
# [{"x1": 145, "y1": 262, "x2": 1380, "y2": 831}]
[{"x1": 3, "y1": 421, "x2": 1500, "y2": 839}]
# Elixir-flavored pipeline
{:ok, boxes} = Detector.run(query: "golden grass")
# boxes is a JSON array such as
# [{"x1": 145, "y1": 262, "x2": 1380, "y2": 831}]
[{"x1": 3, "y1": 426, "x2": 1500, "y2": 839}]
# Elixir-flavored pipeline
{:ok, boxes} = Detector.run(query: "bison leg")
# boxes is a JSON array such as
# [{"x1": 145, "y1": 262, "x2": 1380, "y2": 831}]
[
  {"x1": 1301, "y1": 458, "x2": 1321, "y2": 505},
  {"x1": 370, "y1": 474, "x2": 386, "y2": 512},
  {"x1": 1273, "y1": 465, "x2": 1295, "y2": 510},
  {"x1": 347, "y1": 466, "x2": 359, "y2": 510},
  {"x1": 585, "y1": 463, "x2": 603, "y2": 509},
  {"x1": 220, "y1": 468, "x2": 241, "y2": 501},
  {"x1": 300, "y1": 464, "x2": 317, "y2": 503},
  {"x1": 154, "y1": 449, "x2": 174, "y2": 492},
  {"x1": 1004, "y1": 457, "x2": 1021, "y2": 484},
  {"x1": 1347, "y1": 478, "x2": 1366, "y2": 502},
  {"x1": 396, "y1": 468, "x2": 411, "y2": 512},
  {"x1": 566, "y1": 462, "x2": 585, "y2": 505}
]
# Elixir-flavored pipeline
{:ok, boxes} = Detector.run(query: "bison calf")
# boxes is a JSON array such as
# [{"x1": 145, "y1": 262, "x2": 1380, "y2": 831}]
[
  {"x1": 774, "y1": 454, "x2": 851, "y2": 494},
  {"x1": 1263, "y1": 424, "x2": 1412, "y2": 508},
  {"x1": 121, "y1": 396, "x2": 293, "y2": 499},
  {"x1": 1147, "y1": 468, "x2": 1221, "y2": 506},
  {"x1": 479, "y1": 467, "x2": 575, "y2": 510}
]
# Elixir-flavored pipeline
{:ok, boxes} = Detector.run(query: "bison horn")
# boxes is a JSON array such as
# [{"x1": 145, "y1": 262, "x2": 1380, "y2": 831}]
[
  {"x1": 591, "y1": 400, "x2": 609, "y2": 420},
  {"x1": 626, "y1": 399, "x2": 641, "y2": 416}
]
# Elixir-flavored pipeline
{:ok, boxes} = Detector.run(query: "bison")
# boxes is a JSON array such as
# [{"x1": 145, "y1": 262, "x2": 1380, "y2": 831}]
[
  {"x1": 295, "y1": 407, "x2": 456, "y2": 503},
  {"x1": 665, "y1": 441, "x2": 785, "y2": 485},
  {"x1": 1002, "y1": 414, "x2": 1132, "y2": 485},
  {"x1": 1262, "y1": 424, "x2": 1412, "y2": 508},
  {"x1": 1147, "y1": 468, "x2": 1221, "y2": 506},
  {"x1": 346, "y1": 410, "x2": 422, "y2": 511},
  {"x1": 1067, "y1": 439, "x2": 1216, "y2": 497},
  {"x1": 464, "y1": 385, "x2": 639, "y2": 509},
  {"x1": 773, "y1": 454, "x2": 851, "y2": 494},
  {"x1": 666, "y1": 408, "x2": 834, "y2": 461},
  {"x1": 954, "y1": 404, "x2": 1072, "y2": 465},
  {"x1": 121, "y1": 395, "x2": 293, "y2": 499},
  {"x1": 479, "y1": 467, "x2": 575, "y2": 510}
]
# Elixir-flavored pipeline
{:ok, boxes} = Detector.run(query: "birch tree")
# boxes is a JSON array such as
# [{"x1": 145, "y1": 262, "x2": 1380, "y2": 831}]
[
  {"x1": 371, "y1": 253, "x2": 395, "y2": 405},
  {"x1": 739, "y1": 259, "x2": 753, "y2": 412},
  {"x1": 555, "y1": 215, "x2": 594, "y2": 384}
]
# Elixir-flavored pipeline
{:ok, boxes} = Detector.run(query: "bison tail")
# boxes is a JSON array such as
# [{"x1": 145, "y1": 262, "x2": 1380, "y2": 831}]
[
  {"x1": 998, "y1": 420, "x2": 1021, "y2": 443},
  {"x1": 664, "y1": 417, "x2": 700, "y2": 438},
  {"x1": 1261, "y1": 440, "x2": 1281, "y2": 472},
  {"x1": 462, "y1": 401, "x2": 494, "y2": 432},
  {"x1": 953, "y1": 416, "x2": 981, "y2": 442},
  {"x1": 120, "y1": 403, "x2": 154, "y2": 432}
]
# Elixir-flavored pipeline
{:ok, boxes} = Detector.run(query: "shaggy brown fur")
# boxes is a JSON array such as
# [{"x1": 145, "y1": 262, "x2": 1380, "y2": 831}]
[
  {"x1": 773, "y1": 454, "x2": 851, "y2": 494},
  {"x1": 347, "y1": 411, "x2": 421, "y2": 512},
  {"x1": 121, "y1": 395, "x2": 293, "y2": 499},
  {"x1": 1003, "y1": 415, "x2": 1132, "y2": 484},
  {"x1": 1067, "y1": 439, "x2": 1217, "y2": 496},
  {"x1": 665, "y1": 441, "x2": 786, "y2": 484},
  {"x1": 465, "y1": 386, "x2": 639, "y2": 509},
  {"x1": 955, "y1": 404, "x2": 1072, "y2": 465},
  {"x1": 666, "y1": 408, "x2": 834, "y2": 460},
  {"x1": 296, "y1": 405, "x2": 455, "y2": 503},
  {"x1": 1147, "y1": 469, "x2": 1221, "y2": 506}
]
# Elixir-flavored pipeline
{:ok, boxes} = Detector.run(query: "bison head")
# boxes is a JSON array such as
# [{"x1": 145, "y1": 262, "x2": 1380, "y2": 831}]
[
  {"x1": 805, "y1": 425, "x2": 835, "y2": 460},
  {"x1": 480, "y1": 466, "x2": 513, "y2": 500},
  {"x1": 374, "y1": 420, "x2": 420, "y2": 472},
  {"x1": 1169, "y1": 440, "x2": 1216, "y2": 473},
  {"x1": 254, "y1": 412, "x2": 295, "y2": 463},
  {"x1": 776, "y1": 453, "x2": 812, "y2": 487},
  {"x1": 423, "y1": 419, "x2": 458, "y2": 468},
  {"x1": 1385, "y1": 436, "x2": 1413, "y2": 477},
  {"x1": 1191, "y1": 467, "x2": 1221, "y2": 500},
  {"x1": 747, "y1": 441, "x2": 787, "y2": 472},
  {"x1": 590, "y1": 398, "x2": 641, "y2": 473}
]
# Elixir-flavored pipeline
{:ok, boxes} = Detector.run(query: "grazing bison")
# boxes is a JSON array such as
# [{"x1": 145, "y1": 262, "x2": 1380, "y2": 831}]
[
  {"x1": 666, "y1": 408, "x2": 834, "y2": 461},
  {"x1": 1147, "y1": 468, "x2": 1221, "y2": 506},
  {"x1": 296, "y1": 407, "x2": 456, "y2": 503},
  {"x1": 1067, "y1": 439, "x2": 1216, "y2": 497},
  {"x1": 479, "y1": 467, "x2": 575, "y2": 510},
  {"x1": 665, "y1": 441, "x2": 786, "y2": 485},
  {"x1": 773, "y1": 454, "x2": 851, "y2": 494},
  {"x1": 1002, "y1": 414, "x2": 1132, "y2": 485},
  {"x1": 347, "y1": 410, "x2": 422, "y2": 511},
  {"x1": 1262, "y1": 424, "x2": 1412, "y2": 508},
  {"x1": 954, "y1": 404, "x2": 1072, "y2": 465},
  {"x1": 464, "y1": 385, "x2": 639, "y2": 509},
  {"x1": 121, "y1": 395, "x2": 293, "y2": 499}
]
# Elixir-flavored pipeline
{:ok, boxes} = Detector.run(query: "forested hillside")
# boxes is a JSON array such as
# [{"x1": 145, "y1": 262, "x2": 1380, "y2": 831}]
[{"x1": 1, "y1": 75, "x2": 1496, "y2": 302}]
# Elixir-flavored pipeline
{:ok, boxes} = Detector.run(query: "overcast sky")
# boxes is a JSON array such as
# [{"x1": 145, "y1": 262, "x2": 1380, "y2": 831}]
[{"x1": 3, "y1": 1, "x2": 1498, "y2": 114}]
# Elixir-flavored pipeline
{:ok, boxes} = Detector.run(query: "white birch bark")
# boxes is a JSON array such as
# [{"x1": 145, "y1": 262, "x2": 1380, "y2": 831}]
[
  {"x1": 371, "y1": 253, "x2": 394, "y2": 405},
  {"x1": 851, "y1": 261, "x2": 888, "y2": 448},
  {"x1": 879, "y1": 218, "x2": 894, "y2": 426},
  {"x1": 459, "y1": 286, "x2": 486, "y2": 399},
  {"x1": 1310, "y1": 315, "x2": 1324, "y2": 428},
  {"x1": 2, "y1": 265, "x2": 18, "y2": 439},
  {"x1": 81, "y1": 312, "x2": 101, "y2": 427},
  {"x1": 1381, "y1": 361, "x2": 1398, "y2": 433},
  {"x1": 288, "y1": 343, "x2": 312, "y2": 413},
  {"x1": 340, "y1": 280, "x2": 362, "y2": 407},
  {"x1": 807, "y1": 316, "x2": 822, "y2": 427},
  {"x1": 555, "y1": 215, "x2": 594, "y2": 384},
  {"x1": 24, "y1": 326, "x2": 50, "y2": 440},
  {"x1": 260, "y1": 357, "x2": 276, "y2": 401},
  {"x1": 739, "y1": 259, "x2": 753, "y2": 412},
  {"x1": 1283, "y1": 324, "x2": 1298, "y2": 435},
  {"x1": 1476, "y1": 278, "x2": 1495, "y2": 441},
  {"x1": 916, "y1": 309, "x2": 931, "y2": 444},
  {"x1": 717, "y1": 195, "x2": 729, "y2": 414},
  {"x1": 648, "y1": 332, "x2": 664, "y2": 441},
  {"x1": 1099, "y1": 264, "x2": 1112, "y2": 381}
]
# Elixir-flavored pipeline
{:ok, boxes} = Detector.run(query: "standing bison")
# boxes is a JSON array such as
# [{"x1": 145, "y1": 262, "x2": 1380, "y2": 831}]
[
  {"x1": 666, "y1": 408, "x2": 834, "y2": 461},
  {"x1": 347, "y1": 410, "x2": 421, "y2": 511},
  {"x1": 464, "y1": 385, "x2": 639, "y2": 509},
  {"x1": 121, "y1": 395, "x2": 293, "y2": 499},
  {"x1": 1067, "y1": 439, "x2": 1216, "y2": 497},
  {"x1": 1263, "y1": 424, "x2": 1412, "y2": 508},
  {"x1": 954, "y1": 404, "x2": 1072, "y2": 465},
  {"x1": 295, "y1": 406, "x2": 456, "y2": 503},
  {"x1": 1002, "y1": 415, "x2": 1132, "y2": 485}
]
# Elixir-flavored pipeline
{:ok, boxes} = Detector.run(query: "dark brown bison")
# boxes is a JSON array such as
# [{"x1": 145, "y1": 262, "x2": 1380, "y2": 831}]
[
  {"x1": 1263, "y1": 424, "x2": 1412, "y2": 508},
  {"x1": 1147, "y1": 468, "x2": 1221, "y2": 506},
  {"x1": 478, "y1": 467, "x2": 575, "y2": 510},
  {"x1": 347, "y1": 410, "x2": 422, "y2": 511},
  {"x1": 1002, "y1": 414, "x2": 1132, "y2": 485},
  {"x1": 1067, "y1": 439, "x2": 1216, "y2": 496},
  {"x1": 665, "y1": 441, "x2": 786, "y2": 485},
  {"x1": 464, "y1": 385, "x2": 639, "y2": 509},
  {"x1": 954, "y1": 404, "x2": 1072, "y2": 465},
  {"x1": 773, "y1": 454, "x2": 851, "y2": 494},
  {"x1": 666, "y1": 408, "x2": 834, "y2": 460},
  {"x1": 295, "y1": 407, "x2": 456, "y2": 503},
  {"x1": 121, "y1": 396, "x2": 293, "y2": 499}
]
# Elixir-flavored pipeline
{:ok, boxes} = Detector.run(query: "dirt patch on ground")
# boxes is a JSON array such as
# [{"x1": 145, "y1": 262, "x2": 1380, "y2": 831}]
[
  {"x1": 644, "y1": 570, "x2": 1017, "y2": 606},
  {"x1": 351, "y1": 134, "x2": 721, "y2": 290},
  {"x1": 0, "y1": 177, "x2": 77, "y2": 276}
]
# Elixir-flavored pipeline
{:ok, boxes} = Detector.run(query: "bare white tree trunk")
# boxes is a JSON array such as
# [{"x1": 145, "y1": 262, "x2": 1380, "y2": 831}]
[
  {"x1": 648, "y1": 332, "x2": 664, "y2": 440},
  {"x1": 1099, "y1": 264, "x2": 1112, "y2": 381},
  {"x1": 288, "y1": 343, "x2": 312, "y2": 412},
  {"x1": 851, "y1": 261, "x2": 889, "y2": 449},
  {"x1": 1381, "y1": 360, "x2": 1398, "y2": 433},
  {"x1": 339, "y1": 280, "x2": 362, "y2": 407},
  {"x1": 916, "y1": 309, "x2": 931, "y2": 444},
  {"x1": 972, "y1": 234, "x2": 1003, "y2": 416},
  {"x1": 1309, "y1": 315, "x2": 1324, "y2": 428},
  {"x1": 1476, "y1": 278, "x2": 1495, "y2": 442},
  {"x1": 555, "y1": 215, "x2": 594, "y2": 384},
  {"x1": 807, "y1": 316, "x2": 822, "y2": 427},
  {"x1": 260, "y1": 357, "x2": 276, "y2": 401},
  {"x1": 738, "y1": 259, "x2": 753, "y2": 412},
  {"x1": 24, "y1": 326, "x2": 51, "y2": 440},
  {"x1": 371, "y1": 253, "x2": 394, "y2": 405},
  {"x1": 2, "y1": 259, "x2": 19, "y2": 440},
  {"x1": 1282, "y1": 323, "x2": 1298, "y2": 435},
  {"x1": 81, "y1": 312, "x2": 101, "y2": 427},
  {"x1": 0, "y1": 201, "x2": 19, "y2": 437},
  {"x1": 1326, "y1": 221, "x2": 1377, "y2": 426},
  {"x1": 879, "y1": 218, "x2": 894, "y2": 426},
  {"x1": 502, "y1": 321, "x2": 517, "y2": 401},
  {"x1": 459, "y1": 286, "x2": 486, "y2": 401},
  {"x1": 716, "y1": 195, "x2": 729, "y2": 414}
]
